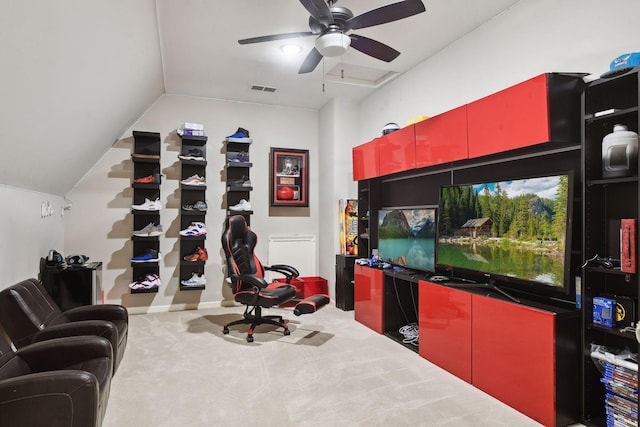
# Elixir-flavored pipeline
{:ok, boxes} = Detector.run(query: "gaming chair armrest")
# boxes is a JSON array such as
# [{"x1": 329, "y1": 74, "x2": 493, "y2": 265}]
[
  {"x1": 264, "y1": 264, "x2": 300, "y2": 281},
  {"x1": 233, "y1": 273, "x2": 269, "y2": 289}
]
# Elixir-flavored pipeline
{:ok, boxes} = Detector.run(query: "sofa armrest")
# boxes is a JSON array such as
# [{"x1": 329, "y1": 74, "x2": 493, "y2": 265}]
[
  {"x1": 0, "y1": 370, "x2": 100, "y2": 426},
  {"x1": 64, "y1": 304, "x2": 128, "y2": 322},
  {"x1": 17, "y1": 336, "x2": 113, "y2": 372},
  {"x1": 32, "y1": 320, "x2": 118, "y2": 357}
]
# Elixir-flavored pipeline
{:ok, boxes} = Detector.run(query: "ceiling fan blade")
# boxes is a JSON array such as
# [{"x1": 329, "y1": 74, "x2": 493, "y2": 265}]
[
  {"x1": 298, "y1": 48, "x2": 324, "y2": 74},
  {"x1": 349, "y1": 34, "x2": 400, "y2": 62},
  {"x1": 238, "y1": 32, "x2": 314, "y2": 45},
  {"x1": 345, "y1": 0, "x2": 426, "y2": 31},
  {"x1": 299, "y1": 0, "x2": 333, "y2": 26}
]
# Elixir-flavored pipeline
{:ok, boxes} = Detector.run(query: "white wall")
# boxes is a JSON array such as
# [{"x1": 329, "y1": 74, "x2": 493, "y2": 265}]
[
  {"x1": 317, "y1": 98, "x2": 359, "y2": 299},
  {"x1": 0, "y1": 185, "x2": 65, "y2": 287},
  {"x1": 65, "y1": 95, "x2": 318, "y2": 312},
  {"x1": 358, "y1": 0, "x2": 640, "y2": 142}
]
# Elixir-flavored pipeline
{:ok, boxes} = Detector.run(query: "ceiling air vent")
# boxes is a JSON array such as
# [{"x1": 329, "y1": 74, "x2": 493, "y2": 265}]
[{"x1": 250, "y1": 84, "x2": 277, "y2": 93}]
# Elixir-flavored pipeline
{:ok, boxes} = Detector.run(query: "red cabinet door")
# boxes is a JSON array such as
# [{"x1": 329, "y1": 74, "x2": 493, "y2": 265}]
[
  {"x1": 415, "y1": 106, "x2": 468, "y2": 168},
  {"x1": 352, "y1": 139, "x2": 380, "y2": 181},
  {"x1": 467, "y1": 74, "x2": 550, "y2": 158},
  {"x1": 354, "y1": 265, "x2": 384, "y2": 333},
  {"x1": 472, "y1": 294, "x2": 556, "y2": 427},
  {"x1": 378, "y1": 125, "x2": 416, "y2": 176},
  {"x1": 418, "y1": 281, "x2": 472, "y2": 383}
]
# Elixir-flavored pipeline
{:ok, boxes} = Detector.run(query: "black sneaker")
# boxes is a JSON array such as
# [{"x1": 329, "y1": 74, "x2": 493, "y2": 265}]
[{"x1": 178, "y1": 148, "x2": 205, "y2": 161}]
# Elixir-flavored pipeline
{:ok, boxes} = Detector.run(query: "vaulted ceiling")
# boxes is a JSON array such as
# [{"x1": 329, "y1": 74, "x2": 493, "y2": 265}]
[{"x1": 0, "y1": 0, "x2": 520, "y2": 196}]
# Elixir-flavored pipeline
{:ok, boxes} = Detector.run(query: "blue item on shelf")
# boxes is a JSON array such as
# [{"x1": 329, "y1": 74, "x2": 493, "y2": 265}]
[
  {"x1": 610, "y1": 52, "x2": 640, "y2": 70},
  {"x1": 593, "y1": 296, "x2": 616, "y2": 327}
]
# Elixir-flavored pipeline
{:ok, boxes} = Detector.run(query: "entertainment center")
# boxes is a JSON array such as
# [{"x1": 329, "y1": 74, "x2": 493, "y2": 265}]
[{"x1": 352, "y1": 71, "x2": 640, "y2": 426}]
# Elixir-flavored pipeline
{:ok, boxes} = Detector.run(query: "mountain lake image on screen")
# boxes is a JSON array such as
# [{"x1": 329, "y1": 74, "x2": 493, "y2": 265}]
[
  {"x1": 377, "y1": 208, "x2": 437, "y2": 272},
  {"x1": 437, "y1": 174, "x2": 571, "y2": 288}
]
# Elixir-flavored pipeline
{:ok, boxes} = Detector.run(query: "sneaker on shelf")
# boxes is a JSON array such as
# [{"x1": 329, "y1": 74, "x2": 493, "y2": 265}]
[
  {"x1": 180, "y1": 175, "x2": 206, "y2": 186},
  {"x1": 133, "y1": 173, "x2": 161, "y2": 184},
  {"x1": 179, "y1": 222, "x2": 207, "y2": 236},
  {"x1": 193, "y1": 200, "x2": 208, "y2": 211},
  {"x1": 132, "y1": 198, "x2": 161, "y2": 211},
  {"x1": 226, "y1": 127, "x2": 250, "y2": 138},
  {"x1": 177, "y1": 128, "x2": 205, "y2": 137},
  {"x1": 182, "y1": 201, "x2": 208, "y2": 211},
  {"x1": 227, "y1": 175, "x2": 250, "y2": 186},
  {"x1": 227, "y1": 151, "x2": 250, "y2": 163},
  {"x1": 178, "y1": 148, "x2": 205, "y2": 161},
  {"x1": 229, "y1": 199, "x2": 251, "y2": 212},
  {"x1": 241, "y1": 179, "x2": 252, "y2": 187},
  {"x1": 225, "y1": 127, "x2": 252, "y2": 142},
  {"x1": 181, "y1": 272, "x2": 207, "y2": 287},
  {"x1": 131, "y1": 151, "x2": 160, "y2": 160},
  {"x1": 131, "y1": 248, "x2": 161, "y2": 263},
  {"x1": 133, "y1": 222, "x2": 163, "y2": 237},
  {"x1": 129, "y1": 273, "x2": 161, "y2": 290},
  {"x1": 183, "y1": 246, "x2": 208, "y2": 262}
]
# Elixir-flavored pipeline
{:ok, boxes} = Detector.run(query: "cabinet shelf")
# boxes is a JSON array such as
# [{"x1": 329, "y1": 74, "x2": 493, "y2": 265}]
[
  {"x1": 130, "y1": 287, "x2": 159, "y2": 294},
  {"x1": 180, "y1": 260, "x2": 206, "y2": 267},
  {"x1": 227, "y1": 210, "x2": 253, "y2": 216},
  {"x1": 180, "y1": 184, "x2": 207, "y2": 191},
  {"x1": 179, "y1": 135, "x2": 208, "y2": 144},
  {"x1": 130, "y1": 210, "x2": 160, "y2": 215},
  {"x1": 227, "y1": 162, "x2": 252, "y2": 168},
  {"x1": 179, "y1": 285, "x2": 205, "y2": 291},
  {"x1": 179, "y1": 235, "x2": 206, "y2": 241},
  {"x1": 587, "y1": 176, "x2": 638, "y2": 186},
  {"x1": 586, "y1": 323, "x2": 637, "y2": 340},
  {"x1": 227, "y1": 185, "x2": 253, "y2": 192},
  {"x1": 584, "y1": 106, "x2": 639, "y2": 122},
  {"x1": 131, "y1": 157, "x2": 160, "y2": 164},
  {"x1": 131, "y1": 236, "x2": 159, "y2": 242},
  {"x1": 132, "y1": 183, "x2": 160, "y2": 189},
  {"x1": 181, "y1": 210, "x2": 206, "y2": 216},
  {"x1": 130, "y1": 261, "x2": 159, "y2": 267},
  {"x1": 180, "y1": 159, "x2": 208, "y2": 166}
]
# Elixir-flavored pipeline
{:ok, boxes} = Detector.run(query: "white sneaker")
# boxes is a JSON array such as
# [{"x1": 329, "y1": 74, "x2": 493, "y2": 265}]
[
  {"x1": 179, "y1": 222, "x2": 207, "y2": 236},
  {"x1": 229, "y1": 199, "x2": 251, "y2": 211},
  {"x1": 181, "y1": 273, "x2": 206, "y2": 287},
  {"x1": 180, "y1": 175, "x2": 206, "y2": 186},
  {"x1": 132, "y1": 198, "x2": 161, "y2": 211},
  {"x1": 129, "y1": 273, "x2": 161, "y2": 290}
]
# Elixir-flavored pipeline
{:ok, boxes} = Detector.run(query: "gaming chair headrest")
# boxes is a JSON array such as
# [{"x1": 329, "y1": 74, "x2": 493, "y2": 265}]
[{"x1": 228, "y1": 215, "x2": 249, "y2": 240}]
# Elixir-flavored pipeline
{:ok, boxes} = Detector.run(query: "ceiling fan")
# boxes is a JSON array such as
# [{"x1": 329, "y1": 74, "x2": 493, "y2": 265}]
[{"x1": 238, "y1": 0, "x2": 427, "y2": 74}]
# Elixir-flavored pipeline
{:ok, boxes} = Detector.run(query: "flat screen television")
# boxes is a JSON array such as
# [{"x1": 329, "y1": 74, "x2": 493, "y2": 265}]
[
  {"x1": 377, "y1": 207, "x2": 437, "y2": 272},
  {"x1": 436, "y1": 172, "x2": 573, "y2": 299}
]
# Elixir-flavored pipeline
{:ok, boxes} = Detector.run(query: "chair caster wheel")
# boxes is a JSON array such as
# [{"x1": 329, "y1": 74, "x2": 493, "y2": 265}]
[
  {"x1": 247, "y1": 335, "x2": 254, "y2": 343},
  {"x1": 284, "y1": 329, "x2": 290, "y2": 336},
  {"x1": 223, "y1": 327, "x2": 229, "y2": 335}
]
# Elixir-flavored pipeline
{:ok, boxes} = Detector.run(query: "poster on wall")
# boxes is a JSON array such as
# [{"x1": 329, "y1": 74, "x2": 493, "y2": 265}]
[
  {"x1": 339, "y1": 199, "x2": 358, "y2": 255},
  {"x1": 270, "y1": 148, "x2": 309, "y2": 207}
]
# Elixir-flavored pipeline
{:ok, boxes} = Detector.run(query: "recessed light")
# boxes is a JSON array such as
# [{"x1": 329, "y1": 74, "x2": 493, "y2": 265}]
[{"x1": 280, "y1": 44, "x2": 302, "y2": 55}]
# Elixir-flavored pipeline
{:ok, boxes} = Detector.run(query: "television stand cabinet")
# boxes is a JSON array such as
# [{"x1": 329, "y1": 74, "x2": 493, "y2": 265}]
[{"x1": 354, "y1": 265, "x2": 580, "y2": 426}]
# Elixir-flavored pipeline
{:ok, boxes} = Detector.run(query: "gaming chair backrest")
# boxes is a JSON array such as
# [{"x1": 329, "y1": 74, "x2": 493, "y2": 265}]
[{"x1": 222, "y1": 215, "x2": 265, "y2": 293}]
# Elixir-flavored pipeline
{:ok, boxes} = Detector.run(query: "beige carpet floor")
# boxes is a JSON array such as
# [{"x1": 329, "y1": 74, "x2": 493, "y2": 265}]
[{"x1": 102, "y1": 303, "x2": 574, "y2": 427}]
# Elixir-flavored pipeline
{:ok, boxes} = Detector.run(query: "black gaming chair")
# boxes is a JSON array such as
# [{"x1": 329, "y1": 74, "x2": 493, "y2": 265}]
[{"x1": 221, "y1": 215, "x2": 329, "y2": 342}]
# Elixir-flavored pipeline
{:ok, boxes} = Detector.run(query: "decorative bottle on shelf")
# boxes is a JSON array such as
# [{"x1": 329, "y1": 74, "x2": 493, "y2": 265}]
[{"x1": 601, "y1": 124, "x2": 638, "y2": 178}]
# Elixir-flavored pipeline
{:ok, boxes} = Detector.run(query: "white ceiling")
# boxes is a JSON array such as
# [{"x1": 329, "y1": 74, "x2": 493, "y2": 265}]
[
  {"x1": 0, "y1": 0, "x2": 521, "y2": 196},
  {"x1": 158, "y1": 0, "x2": 521, "y2": 109}
]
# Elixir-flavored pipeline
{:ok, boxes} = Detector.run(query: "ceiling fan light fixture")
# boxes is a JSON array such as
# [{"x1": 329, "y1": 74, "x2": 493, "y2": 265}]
[
  {"x1": 315, "y1": 32, "x2": 351, "y2": 57},
  {"x1": 280, "y1": 44, "x2": 302, "y2": 55}
]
